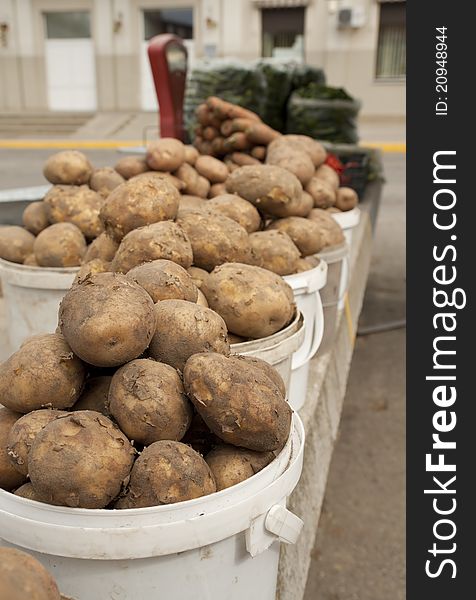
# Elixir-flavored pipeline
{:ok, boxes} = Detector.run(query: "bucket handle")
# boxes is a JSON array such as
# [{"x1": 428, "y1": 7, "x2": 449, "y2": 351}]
[
  {"x1": 246, "y1": 503, "x2": 304, "y2": 557},
  {"x1": 265, "y1": 504, "x2": 303, "y2": 544},
  {"x1": 291, "y1": 291, "x2": 324, "y2": 370}
]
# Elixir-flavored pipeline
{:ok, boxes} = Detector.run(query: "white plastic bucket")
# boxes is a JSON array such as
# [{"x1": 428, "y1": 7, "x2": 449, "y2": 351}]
[
  {"x1": 231, "y1": 311, "x2": 305, "y2": 394},
  {"x1": 283, "y1": 262, "x2": 327, "y2": 411},
  {"x1": 331, "y1": 206, "x2": 361, "y2": 248},
  {"x1": 0, "y1": 415, "x2": 305, "y2": 600},
  {"x1": 315, "y1": 242, "x2": 349, "y2": 356},
  {"x1": 0, "y1": 259, "x2": 78, "y2": 352}
]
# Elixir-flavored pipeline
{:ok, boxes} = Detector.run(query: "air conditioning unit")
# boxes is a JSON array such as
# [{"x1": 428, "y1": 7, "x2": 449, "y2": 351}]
[{"x1": 338, "y1": 7, "x2": 366, "y2": 28}]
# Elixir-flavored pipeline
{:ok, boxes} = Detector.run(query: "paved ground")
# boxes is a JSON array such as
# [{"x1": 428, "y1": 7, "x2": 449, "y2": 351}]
[{"x1": 304, "y1": 152, "x2": 406, "y2": 600}]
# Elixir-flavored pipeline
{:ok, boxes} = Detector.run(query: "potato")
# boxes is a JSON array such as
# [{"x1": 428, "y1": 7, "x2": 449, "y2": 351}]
[
  {"x1": 114, "y1": 155, "x2": 148, "y2": 179},
  {"x1": 181, "y1": 412, "x2": 220, "y2": 455},
  {"x1": 89, "y1": 167, "x2": 125, "y2": 197},
  {"x1": 59, "y1": 272, "x2": 156, "y2": 367},
  {"x1": 73, "y1": 258, "x2": 110, "y2": 285},
  {"x1": 295, "y1": 258, "x2": 313, "y2": 272},
  {"x1": 187, "y1": 266, "x2": 210, "y2": 289},
  {"x1": 266, "y1": 216, "x2": 324, "y2": 256},
  {"x1": 196, "y1": 288, "x2": 208, "y2": 307},
  {"x1": 184, "y1": 144, "x2": 199, "y2": 165},
  {"x1": 0, "y1": 333, "x2": 85, "y2": 414},
  {"x1": 179, "y1": 195, "x2": 207, "y2": 212},
  {"x1": 326, "y1": 207, "x2": 341, "y2": 213},
  {"x1": 268, "y1": 135, "x2": 327, "y2": 167},
  {"x1": 43, "y1": 185, "x2": 103, "y2": 240},
  {"x1": 266, "y1": 147, "x2": 315, "y2": 186},
  {"x1": 206, "y1": 444, "x2": 274, "y2": 490},
  {"x1": 7, "y1": 409, "x2": 68, "y2": 476},
  {"x1": 83, "y1": 231, "x2": 118, "y2": 263},
  {"x1": 307, "y1": 208, "x2": 345, "y2": 248},
  {"x1": 184, "y1": 353, "x2": 291, "y2": 452},
  {"x1": 249, "y1": 230, "x2": 300, "y2": 275},
  {"x1": 336, "y1": 186, "x2": 359, "y2": 211},
  {"x1": 109, "y1": 359, "x2": 193, "y2": 445},
  {"x1": 23, "y1": 253, "x2": 39, "y2": 266},
  {"x1": 286, "y1": 191, "x2": 314, "y2": 217},
  {"x1": 129, "y1": 171, "x2": 185, "y2": 192},
  {"x1": 195, "y1": 155, "x2": 229, "y2": 183},
  {"x1": 314, "y1": 164, "x2": 340, "y2": 190},
  {"x1": 146, "y1": 138, "x2": 185, "y2": 171},
  {"x1": 226, "y1": 165, "x2": 303, "y2": 218},
  {"x1": 174, "y1": 162, "x2": 199, "y2": 194},
  {"x1": 236, "y1": 355, "x2": 286, "y2": 397},
  {"x1": 176, "y1": 210, "x2": 251, "y2": 271},
  {"x1": 73, "y1": 375, "x2": 112, "y2": 416},
  {"x1": 202, "y1": 262, "x2": 295, "y2": 338},
  {"x1": 0, "y1": 547, "x2": 61, "y2": 600},
  {"x1": 193, "y1": 175, "x2": 211, "y2": 198},
  {"x1": 126, "y1": 259, "x2": 198, "y2": 303},
  {"x1": 43, "y1": 150, "x2": 92, "y2": 185},
  {"x1": 0, "y1": 226, "x2": 35, "y2": 264},
  {"x1": 208, "y1": 183, "x2": 227, "y2": 197},
  {"x1": 206, "y1": 194, "x2": 261, "y2": 233},
  {"x1": 29, "y1": 411, "x2": 135, "y2": 508},
  {"x1": 99, "y1": 177, "x2": 179, "y2": 242},
  {"x1": 115, "y1": 440, "x2": 216, "y2": 508},
  {"x1": 22, "y1": 201, "x2": 50, "y2": 235},
  {"x1": 111, "y1": 221, "x2": 193, "y2": 273},
  {"x1": 0, "y1": 408, "x2": 26, "y2": 490},
  {"x1": 149, "y1": 300, "x2": 230, "y2": 371},
  {"x1": 33, "y1": 223, "x2": 87, "y2": 267},
  {"x1": 14, "y1": 482, "x2": 44, "y2": 501},
  {"x1": 305, "y1": 177, "x2": 336, "y2": 208}
]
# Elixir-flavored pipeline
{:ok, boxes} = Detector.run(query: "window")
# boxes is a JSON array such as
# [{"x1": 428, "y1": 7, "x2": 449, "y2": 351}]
[
  {"x1": 44, "y1": 11, "x2": 91, "y2": 39},
  {"x1": 261, "y1": 8, "x2": 305, "y2": 60},
  {"x1": 376, "y1": 1, "x2": 406, "y2": 79},
  {"x1": 143, "y1": 8, "x2": 193, "y2": 41}
]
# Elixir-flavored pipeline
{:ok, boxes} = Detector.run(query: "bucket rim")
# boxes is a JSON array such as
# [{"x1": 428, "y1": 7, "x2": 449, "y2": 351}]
[
  {"x1": 330, "y1": 206, "x2": 361, "y2": 230},
  {"x1": 0, "y1": 417, "x2": 305, "y2": 559},
  {"x1": 230, "y1": 310, "x2": 303, "y2": 353},
  {"x1": 0, "y1": 415, "x2": 303, "y2": 518},
  {"x1": 0, "y1": 257, "x2": 80, "y2": 275},
  {"x1": 283, "y1": 260, "x2": 327, "y2": 293}
]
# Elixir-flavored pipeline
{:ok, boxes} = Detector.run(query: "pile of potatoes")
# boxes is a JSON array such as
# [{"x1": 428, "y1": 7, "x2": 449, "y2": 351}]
[
  {"x1": 0, "y1": 97, "x2": 356, "y2": 275},
  {"x1": 0, "y1": 268, "x2": 293, "y2": 508}
]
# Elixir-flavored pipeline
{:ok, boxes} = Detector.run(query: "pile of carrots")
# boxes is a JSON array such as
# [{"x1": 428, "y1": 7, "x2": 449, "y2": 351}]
[{"x1": 193, "y1": 96, "x2": 280, "y2": 164}]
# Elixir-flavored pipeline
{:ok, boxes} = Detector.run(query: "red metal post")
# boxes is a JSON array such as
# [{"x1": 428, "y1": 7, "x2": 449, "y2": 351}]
[{"x1": 148, "y1": 34, "x2": 188, "y2": 141}]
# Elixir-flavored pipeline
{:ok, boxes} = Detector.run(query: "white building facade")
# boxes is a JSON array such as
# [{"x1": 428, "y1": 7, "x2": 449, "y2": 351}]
[{"x1": 0, "y1": 0, "x2": 405, "y2": 116}]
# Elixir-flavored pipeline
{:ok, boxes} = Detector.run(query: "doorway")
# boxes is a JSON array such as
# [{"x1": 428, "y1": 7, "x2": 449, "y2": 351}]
[{"x1": 44, "y1": 11, "x2": 97, "y2": 111}]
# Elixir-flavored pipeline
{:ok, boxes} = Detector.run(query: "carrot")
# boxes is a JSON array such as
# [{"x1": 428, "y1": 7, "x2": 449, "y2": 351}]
[
  {"x1": 203, "y1": 126, "x2": 218, "y2": 141},
  {"x1": 223, "y1": 132, "x2": 250, "y2": 152},
  {"x1": 245, "y1": 123, "x2": 281, "y2": 145},
  {"x1": 195, "y1": 104, "x2": 212, "y2": 126},
  {"x1": 230, "y1": 152, "x2": 260, "y2": 166},
  {"x1": 198, "y1": 140, "x2": 214, "y2": 156},
  {"x1": 206, "y1": 96, "x2": 261, "y2": 122},
  {"x1": 251, "y1": 146, "x2": 266, "y2": 160},
  {"x1": 226, "y1": 105, "x2": 260, "y2": 121},
  {"x1": 211, "y1": 136, "x2": 226, "y2": 156}
]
